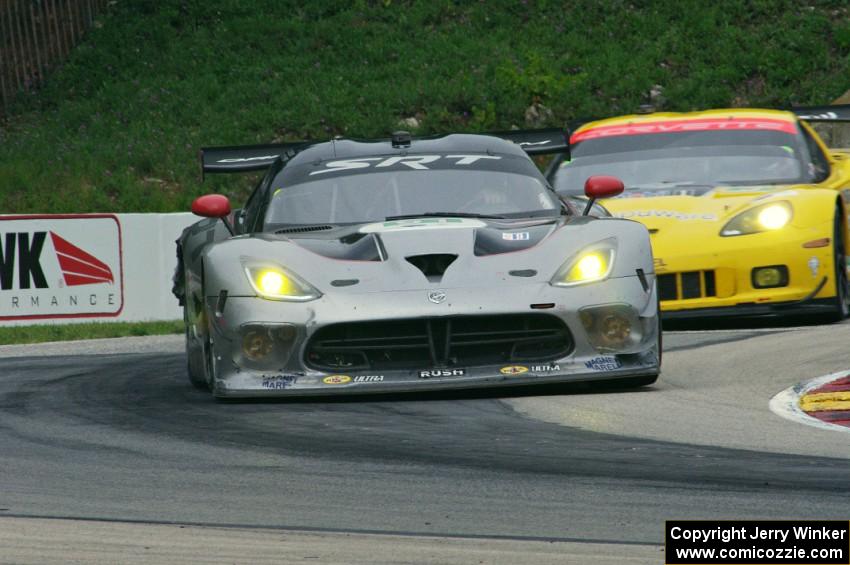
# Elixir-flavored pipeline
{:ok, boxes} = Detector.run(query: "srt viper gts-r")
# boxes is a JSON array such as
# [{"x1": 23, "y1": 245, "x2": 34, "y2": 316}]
[{"x1": 173, "y1": 129, "x2": 660, "y2": 397}]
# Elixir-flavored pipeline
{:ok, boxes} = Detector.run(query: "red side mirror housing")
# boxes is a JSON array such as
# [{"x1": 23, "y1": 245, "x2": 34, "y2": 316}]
[
  {"x1": 191, "y1": 194, "x2": 231, "y2": 218},
  {"x1": 584, "y1": 176, "x2": 624, "y2": 200}
]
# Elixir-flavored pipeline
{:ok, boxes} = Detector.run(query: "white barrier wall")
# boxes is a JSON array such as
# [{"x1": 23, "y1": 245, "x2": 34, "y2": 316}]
[{"x1": 0, "y1": 213, "x2": 198, "y2": 326}]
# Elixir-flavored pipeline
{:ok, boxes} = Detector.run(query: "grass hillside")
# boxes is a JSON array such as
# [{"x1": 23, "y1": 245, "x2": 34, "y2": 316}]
[{"x1": 2, "y1": 0, "x2": 850, "y2": 214}]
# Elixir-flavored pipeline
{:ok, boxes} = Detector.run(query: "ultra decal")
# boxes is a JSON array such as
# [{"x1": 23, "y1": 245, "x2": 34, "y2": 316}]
[
  {"x1": 353, "y1": 375, "x2": 384, "y2": 383},
  {"x1": 0, "y1": 215, "x2": 123, "y2": 320}
]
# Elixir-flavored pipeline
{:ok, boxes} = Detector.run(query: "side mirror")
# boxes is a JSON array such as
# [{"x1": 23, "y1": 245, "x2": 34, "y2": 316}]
[
  {"x1": 191, "y1": 194, "x2": 233, "y2": 234},
  {"x1": 582, "y1": 175, "x2": 624, "y2": 215},
  {"x1": 584, "y1": 175, "x2": 624, "y2": 199},
  {"x1": 191, "y1": 194, "x2": 231, "y2": 218}
]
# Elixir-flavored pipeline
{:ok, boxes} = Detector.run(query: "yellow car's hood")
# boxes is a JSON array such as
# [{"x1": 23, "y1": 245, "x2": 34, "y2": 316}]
[{"x1": 602, "y1": 186, "x2": 808, "y2": 238}]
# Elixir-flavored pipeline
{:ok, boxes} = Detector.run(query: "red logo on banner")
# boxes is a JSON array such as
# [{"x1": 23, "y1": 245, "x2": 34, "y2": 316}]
[{"x1": 50, "y1": 231, "x2": 114, "y2": 286}]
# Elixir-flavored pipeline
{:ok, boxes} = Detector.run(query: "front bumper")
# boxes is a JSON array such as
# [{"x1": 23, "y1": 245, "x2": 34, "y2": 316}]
[
  {"x1": 653, "y1": 224, "x2": 838, "y2": 317},
  {"x1": 202, "y1": 278, "x2": 660, "y2": 397}
]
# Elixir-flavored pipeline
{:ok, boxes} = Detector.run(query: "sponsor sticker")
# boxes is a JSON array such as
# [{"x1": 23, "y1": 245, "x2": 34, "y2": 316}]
[
  {"x1": 261, "y1": 374, "x2": 297, "y2": 389},
  {"x1": 585, "y1": 356, "x2": 622, "y2": 371},
  {"x1": 502, "y1": 232, "x2": 530, "y2": 241},
  {"x1": 0, "y1": 215, "x2": 123, "y2": 321},
  {"x1": 615, "y1": 210, "x2": 718, "y2": 221},
  {"x1": 360, "y1": 217, "x2": 486, "y2": 233},
  {"x1": 808, "y1": 256, "x2": 820, "y2": 277},
  {"x1": 217, "y1": 155, "x2": 277, "y2": 163},
  {"x1": 719, "y1": 185, "x2": 774, "y2": 193},
  {"x1": 419, "y1": 369, "x2": 466, "y2": 379},
  {"x1": 323, "y1": 375, "x2": 352, "y2": 385},
  {"x1": 530, "y1": 364, "x2": 561, "y2": 373},
  {"x1": 500, "y1": 365, "x2": 529, "y2": 375},
  {"x1": 353, "y1": 375, "x2": 384, "y2": 383}
]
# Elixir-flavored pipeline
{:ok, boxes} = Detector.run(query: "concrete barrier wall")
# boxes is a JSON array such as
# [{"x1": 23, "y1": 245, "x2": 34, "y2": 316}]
[{"x1": 0, "y1": 213, "x2": 198, "y2": 326}]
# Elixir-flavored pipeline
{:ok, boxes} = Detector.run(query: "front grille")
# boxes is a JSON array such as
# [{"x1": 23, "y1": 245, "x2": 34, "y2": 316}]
[
  {"x1": 658, "y1": 271, "x2": 717, "y2": 301},
  {"x1": 305, "y1": 314, "x2": 573, "y2": 371},
  {"x1": 681, "y1": 272, "x2": 701, "y2": 299},
  {"x1": 658, "y1": 274, "x2": 678, "y2": 301}
]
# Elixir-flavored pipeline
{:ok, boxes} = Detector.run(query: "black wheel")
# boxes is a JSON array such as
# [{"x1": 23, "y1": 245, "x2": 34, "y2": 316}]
[
  {"x1": 655, "y1": 286, "x2": 662, "y2": 368},
  {"x1": 186, "y1": 263, "x2": 212, "y2": 391},
  {"x1": 825, "y1": 206, "x2": 850, "y2": 322},
  {"x1": 204, "y1": 331, "x2": 219, "y2": 394},
  {"x1": 185, "y1": 305, "x2": 209, "y2": 390}
]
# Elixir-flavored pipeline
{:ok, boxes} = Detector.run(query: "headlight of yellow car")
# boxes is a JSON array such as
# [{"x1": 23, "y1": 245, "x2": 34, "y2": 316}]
[
  {"x1": 550, "y1": 241, "x2": 616, "y2": 287},
  {"x1": 720, "y1": 201, "x2": 792, "y2": 236},
  {"x1": 243, "y1": 263, "x2": 321, "y2": 301}
]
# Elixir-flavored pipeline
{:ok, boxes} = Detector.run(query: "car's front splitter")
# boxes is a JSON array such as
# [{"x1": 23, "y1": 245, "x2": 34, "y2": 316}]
[
  {"x1": 662, "y1": 296, "x2": 836, "y2": 320},
  {"x1": 210, "y1": 354, "x2": 660, "y2": 398}
]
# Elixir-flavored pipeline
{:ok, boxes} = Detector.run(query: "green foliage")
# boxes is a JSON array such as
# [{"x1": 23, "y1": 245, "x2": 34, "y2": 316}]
[
  {"x1": 0, "y1": 320, "x2": 183, "y2": 345},
  {"x1": 2, "y1": 0, "x2": 850, "y2": 213}
]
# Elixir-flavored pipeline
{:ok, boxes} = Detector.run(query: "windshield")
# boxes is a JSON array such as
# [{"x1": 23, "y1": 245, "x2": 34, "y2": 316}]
[
  {"x1": 552, "y1": 128, "x2": 811, "y2": 197},
  {"x1": 266, "y1": 169, "x2": 559, "y2": 225}
]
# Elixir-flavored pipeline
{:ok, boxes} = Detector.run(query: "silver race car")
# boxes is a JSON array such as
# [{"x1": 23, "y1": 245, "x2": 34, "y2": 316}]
[{"x1": 172, "y1": 129, "x2": 660, "y2": 397}]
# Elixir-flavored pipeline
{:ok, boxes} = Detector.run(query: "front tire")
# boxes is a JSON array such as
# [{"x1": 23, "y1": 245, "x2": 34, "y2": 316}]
[
  {"x1": 204, "y1": 332, "x2": 220, "y2": 395},
  {"x1": 825, "y1": 207, "x2": 850, "y2": 322},
  {"x1": 185, "y1": 306, "x2": 209, "y2": 390}
]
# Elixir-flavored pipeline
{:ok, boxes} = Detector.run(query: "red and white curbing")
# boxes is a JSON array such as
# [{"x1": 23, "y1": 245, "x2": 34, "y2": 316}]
[{"x1": 770, "y1": 370, "x2": 850, "y2": 433}]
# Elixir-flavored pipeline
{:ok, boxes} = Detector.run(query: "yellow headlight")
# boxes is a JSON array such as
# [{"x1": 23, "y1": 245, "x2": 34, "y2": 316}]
[
  {"x1": 552, "y1": 245, "x2": 615, "y2": 287},
  {"x1": 720, "y1": 201, "x2": 793, "y2": 236},
  {"x1": 757, "y1": 204, "x2": 791, "y2": 230},
  {"x1": 574, "y1": 253, "x2": 606, "y2": 281},
  {"x1": 258, "y1": 270, "x2": 288, "y2": 295},
  {"x1": 243, "y1": 264, "x2": 321, "y2": 301}
]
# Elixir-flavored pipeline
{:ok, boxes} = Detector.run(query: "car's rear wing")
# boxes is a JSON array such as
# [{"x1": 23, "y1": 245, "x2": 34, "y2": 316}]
[
  {"x1": 485, "y1": 128, "x2": 570, "y2": 157},
  {"x1": 791, "y1": 104, "x2": 850, "y2": 150},
  {"x1": 791, "y1": 104, "x2": 850, "y2": 122},
  {"x1": 200, "y1": 142, "x2": 314, "y2": 177}
]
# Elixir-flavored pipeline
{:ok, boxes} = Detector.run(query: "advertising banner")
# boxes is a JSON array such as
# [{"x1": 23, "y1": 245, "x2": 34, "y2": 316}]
[{"x1": 0, "y1": 212, "x2": 197, "y2": 325}]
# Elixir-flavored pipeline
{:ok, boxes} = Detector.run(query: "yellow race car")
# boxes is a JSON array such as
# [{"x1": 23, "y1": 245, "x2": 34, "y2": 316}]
[{"x1": 547, "y1": 105, "x2": 850, "y2": 320}]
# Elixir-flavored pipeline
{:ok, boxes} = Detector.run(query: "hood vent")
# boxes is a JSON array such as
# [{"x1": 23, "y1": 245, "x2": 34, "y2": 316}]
[
  {"x1": 275, "y1": 225, "x2": 333, "y2": 234},
  {"x1": 406, "y1": 254, "x2": 457, "y2": 282}
]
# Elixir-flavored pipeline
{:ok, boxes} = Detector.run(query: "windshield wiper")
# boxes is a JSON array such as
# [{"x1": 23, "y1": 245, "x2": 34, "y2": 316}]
[{"x1": 385, "y1": 212, "x2": 507, "y2": 221}]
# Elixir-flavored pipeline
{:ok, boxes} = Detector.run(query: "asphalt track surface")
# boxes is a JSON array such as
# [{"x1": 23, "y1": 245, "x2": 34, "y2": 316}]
[{"x1": 1, "y1": 321, "x2": 849, "y2": 563}]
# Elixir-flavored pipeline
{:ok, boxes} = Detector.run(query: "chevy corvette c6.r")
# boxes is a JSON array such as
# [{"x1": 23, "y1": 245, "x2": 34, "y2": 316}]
[
  {"x1": 172, "y1": 130, "x2": 660, "y2": 398},
  {"x1": 547, "y1": 105, "x2": 850, "y2": 321}
]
